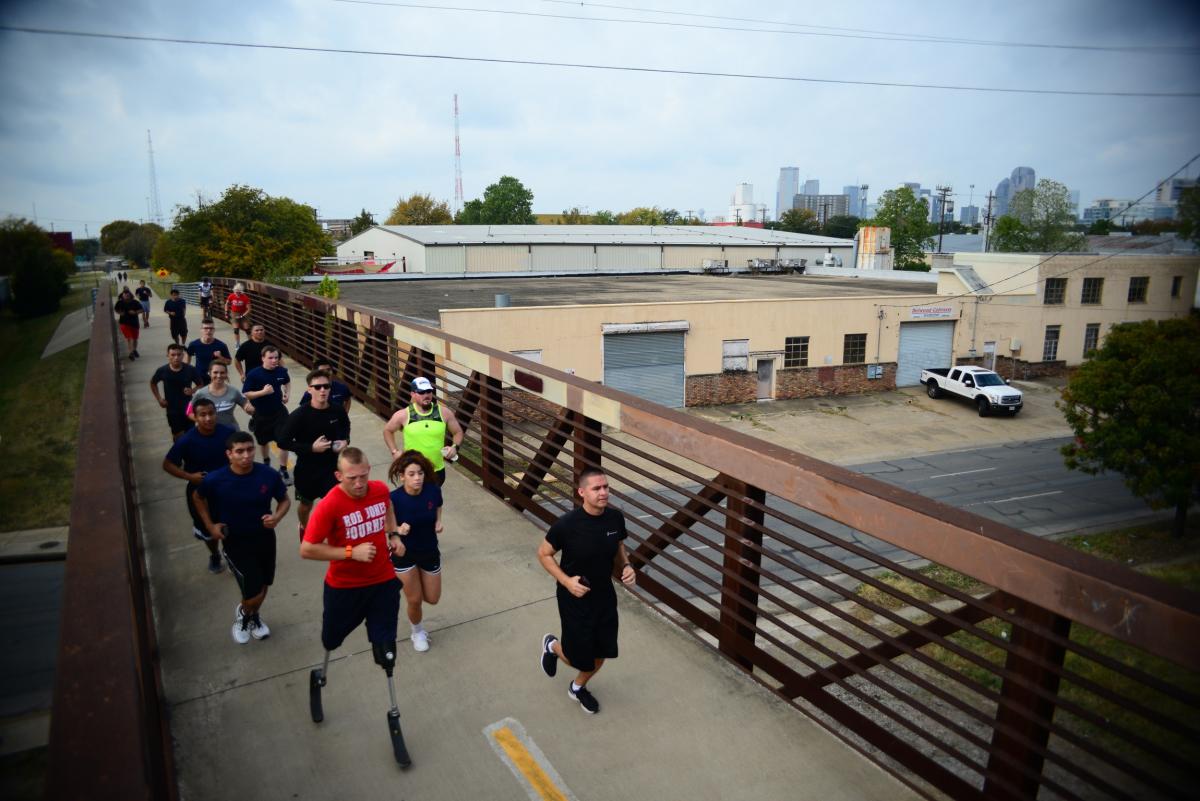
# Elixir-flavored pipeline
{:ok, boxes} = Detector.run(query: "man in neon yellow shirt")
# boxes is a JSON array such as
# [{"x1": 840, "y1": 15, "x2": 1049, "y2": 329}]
[{"x1": 383, "y1": 377, "x2": 465, "y2": 486}]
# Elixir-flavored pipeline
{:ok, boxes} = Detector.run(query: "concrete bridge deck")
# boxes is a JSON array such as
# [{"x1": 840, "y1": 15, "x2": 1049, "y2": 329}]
[{"x1": 121, "y1": 300, "x2": 919, "y2": 801}]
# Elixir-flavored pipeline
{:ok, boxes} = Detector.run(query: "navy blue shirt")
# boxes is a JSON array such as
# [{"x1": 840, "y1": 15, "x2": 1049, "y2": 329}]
[
  {"x1": 197, "y1": 464, "x2": 288, "y2": 540},
  {"x1": 243, "y1": 366, "x2": 290, "y2": 415},
  {"x1": 163, "y1": 297, "x2": 188, "y2": 322},
  {"x1": 390, "y1": 483, "x2": 443, "y2": 554},
  {"x1": 300, "y1": 379, "x2": 352, "y2": 410},
  {"x1": 151, "y1": 363, "x2": 203, "y2": 414},
  {"x1": 165, "y1": 424, "x2": 236, "y2": 474},
  {"x1": 187, "y1": 338, "x2": 232, "y2": 379}
]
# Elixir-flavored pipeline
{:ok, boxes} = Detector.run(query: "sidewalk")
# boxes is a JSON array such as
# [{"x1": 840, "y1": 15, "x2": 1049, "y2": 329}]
[{"x1": 122, "y1": 298, "x2": 919, "y2": 801}]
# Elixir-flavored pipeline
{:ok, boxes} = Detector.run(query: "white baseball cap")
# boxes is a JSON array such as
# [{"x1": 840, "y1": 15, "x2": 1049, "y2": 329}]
[{"x1": 411, "y1": 377, "x2": 434, "y2": 393}]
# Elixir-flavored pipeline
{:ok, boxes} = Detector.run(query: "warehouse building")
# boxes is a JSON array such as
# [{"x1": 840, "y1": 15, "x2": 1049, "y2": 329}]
[{"x1": 333, "y1": 225, "x2": 855, "y2": 275}]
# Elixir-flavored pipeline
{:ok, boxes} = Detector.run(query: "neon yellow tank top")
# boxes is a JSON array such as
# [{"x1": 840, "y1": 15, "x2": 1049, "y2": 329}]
[{"x1": 406, "y1": 401, "x2": 447, "y2": 471}]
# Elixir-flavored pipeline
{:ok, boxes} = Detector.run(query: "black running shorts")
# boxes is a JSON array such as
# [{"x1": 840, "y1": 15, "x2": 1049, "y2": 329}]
[
  {"x1": 391, "y1": 548, "x2": 441, "y2": 575},
  {"x1": 222, "y1": 532, "x2": 278, "y2": 600},
  {"x1": 557, "y1": 592, "x2": 619, "y2": 672},
  {"x1": 321, "y1": 578, "x2": 402, "y2": 651},
  {"x1": 249, "y1": 407, "x2": 286, "y2": 446}
]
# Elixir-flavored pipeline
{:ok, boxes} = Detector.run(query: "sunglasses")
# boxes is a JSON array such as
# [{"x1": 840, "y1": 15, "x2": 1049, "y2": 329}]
[{"x1": 310, "y1": 384, "x2": 331, "y2": 391}]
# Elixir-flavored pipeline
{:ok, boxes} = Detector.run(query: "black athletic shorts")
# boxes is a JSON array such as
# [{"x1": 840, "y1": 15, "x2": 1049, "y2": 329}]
[
  {"x1": 391, "y1": 547, "x2": 441, "y2": 575},
  {"x1": 185, "y1": 483, "x2": 212, "y2": 541},
  {"x1": 222, "y1": 532, "x2": 278, "y2": 600},
  {"x1": 557, "y1": 592, "x2": 619, "y2": 672},
  {"x1": 249, "y1": 407, "x2": 286, "y2": 446},
  {"x1": 170, "y1": 319, "x2": 188, "y2": 339},
  {"x1": 321, "y1": 578, "x2": 402, "y2": 651},
  {"x1": 167, "y1": 409, "x2": 193, "y2": 435},
  {"x1": 294, "y1": 467, "x2": 337, "y2": 505},
  {"x1": 434, "y1": 468, "x2": 446, "y2": 487}
]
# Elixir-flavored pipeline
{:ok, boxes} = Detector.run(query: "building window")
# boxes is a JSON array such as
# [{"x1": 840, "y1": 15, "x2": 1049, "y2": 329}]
[
  {"x1": 1042, "y1": 325, "x2": 1061, "y2": 361},
  {"x1": 1083, "y1": 324, "x2": 1100, "y2": 357},
  {"x1": 363, "y1": 250, "x2": 375, "y2": 260},
  {"x1": 510, "y1": 349, "x2": 543, "y2": 364},
  {"x1": 1043, "y1": 277, "x2": 1066, "y2": 305},
  {"x1": 1171, "y1": 275, "x2": 1183, "y2": 298},
  {"x1": 1081, "y1": 277, "x2": 1103, "y2": 305},
  {"x1": 843, "y1": 333, "x2": 867, "y2": 364},
  {"x1": 784, "y1": 336, "x2": 809, "y2": 368},
  {"x1": 722, "y1": 339, "x2": 749, "y2": 371},
  {"x1": 1127, "y1": 276, "x2": 1149, "y2": 303}
]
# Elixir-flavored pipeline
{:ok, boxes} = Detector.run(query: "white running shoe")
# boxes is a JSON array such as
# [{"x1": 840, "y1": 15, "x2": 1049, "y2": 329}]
[
  {"x1": 412, "y1": 629, "x2": 430, "y2": 653},
  {"x1": 249, "y1": 613, "x2": 270, "y2": 640},
  {"x1": 232, "y1": 604, "x2": 251, "y2": 645}
]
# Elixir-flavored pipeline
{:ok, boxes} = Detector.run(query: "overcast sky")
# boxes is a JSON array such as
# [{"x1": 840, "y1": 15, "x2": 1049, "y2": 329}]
[{"x1": 1, "y1": 0, "x2": 1198, "y2": 236}]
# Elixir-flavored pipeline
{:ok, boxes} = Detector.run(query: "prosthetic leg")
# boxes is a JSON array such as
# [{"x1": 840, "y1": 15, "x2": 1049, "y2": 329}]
[
  {"x1": 309, "y1": 651, "x2": 330, "y2": 723},
  {"x1": 373, "y1": 641, "x2": 412, "y2": 768}
]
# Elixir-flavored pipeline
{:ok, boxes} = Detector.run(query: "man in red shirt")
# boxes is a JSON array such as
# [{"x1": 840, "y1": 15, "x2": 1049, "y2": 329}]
[
  {"x1": 300, "y1": 447, "x2": 412, "y2": 766},
  {"x1": 224, "y1": 281, "x2": 252, "y2": 346}
]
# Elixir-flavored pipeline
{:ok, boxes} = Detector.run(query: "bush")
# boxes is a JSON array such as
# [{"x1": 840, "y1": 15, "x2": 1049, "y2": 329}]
[{"x1": 12, "y1": 249, "x2": 71, "y2": 317}]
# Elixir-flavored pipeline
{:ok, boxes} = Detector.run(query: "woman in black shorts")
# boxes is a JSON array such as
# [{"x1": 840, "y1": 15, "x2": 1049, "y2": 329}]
[{"x1": 388, "y1": 450, "x2": 443, "y2": 653}]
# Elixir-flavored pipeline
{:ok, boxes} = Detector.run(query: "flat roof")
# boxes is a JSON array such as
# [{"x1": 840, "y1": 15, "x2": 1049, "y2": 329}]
[
  {"x1": 332, "y1": 272, "x2": 935, "y2": 326},
  {"x1": 362, "y1": 224, "x2": 853, "y2": 248}
]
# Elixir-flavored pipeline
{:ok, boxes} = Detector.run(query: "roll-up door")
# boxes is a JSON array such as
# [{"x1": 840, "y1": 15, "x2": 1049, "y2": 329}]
[
  {"x1": 896, "y1": 321, "x2": 955, "y2": 387},
  {"x1": 603, "y1": 331, "x2": 686, "y2": 408}
]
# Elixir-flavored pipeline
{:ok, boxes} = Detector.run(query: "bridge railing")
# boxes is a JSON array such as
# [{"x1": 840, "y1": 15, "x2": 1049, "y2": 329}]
[
  {"x1": 217, "y1": 278, "x2": 1199, "y2": 801},
  {"x1": 47, "y1": 294, "x2": 177, "y2": 800}
]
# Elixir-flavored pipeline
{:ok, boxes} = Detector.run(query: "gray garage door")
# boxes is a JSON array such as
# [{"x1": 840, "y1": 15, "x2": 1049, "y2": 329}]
[
  {"x1": 896, "y1": 321, "x2": 956, "y2": 387},
  {"x1": 603, "y1": 331, "x2": 686, "y2": 408}
]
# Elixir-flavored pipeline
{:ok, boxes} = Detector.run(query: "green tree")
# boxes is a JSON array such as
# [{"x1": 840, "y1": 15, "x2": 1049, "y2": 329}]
[
  {"x1": 349, "y1": 209, "x2": 376, "y2": 236},
  {"x1": 455, "y1": 199, "x2": 484, "y2": 224},
  {"x1": 592, "y1": 210, "x2": 618, "y2": 225},
  {"x1": 100, "y1": 219, "x2": 138, "y2": 255},
  {"x1": 385, "y1": 193, "x2": 453, "y2": 225},
  {"x1": 559, "y1": 207, "x2": 589, "y2": 224},
  {"x1": 75, "y1": 237, "x2": 100, "y2": 262},
  {"x1": 1059, "y1": 318, "x2": 1200, "y2": 538},
  {"x1": 617, "y1": 206, "x2": 666, "y2": 225},
  {"x1": 661, "y1": 209, "x2": 681, "y2": 224},
  {"x1": 1176, "y1": 187, "x2": 1200, "y2": 245},
  {"x1": 473, "y1": 175, "x2": 535, "y2": 225},
  {"x1": 1087, "y1": 218, "x2": 1114, "y2": 236},
  {"x1": 154, "y1": 184, "x2": 330, "y2": 281},
  {"x1": 822, "y1": 214, "x2": 861, "y2": 239},
  {"x1": 0, "y1": 217, "x2": 70, "y2": 317},
  {"x1": 1006, "y1": 179, "x2": 1085, "y2": 252},
  {"x1": 991, "y1": 216, "x2": 1032, "y2": 252},
  {"x1": 123, "y1": 223, "x2": 163, "y2": 269},
  {"x1": 865, "y1": 187, "x2": 933, "y2": 270},
  {"x1": 778, "y1": 208, "x2": 821, "y2": 235}
]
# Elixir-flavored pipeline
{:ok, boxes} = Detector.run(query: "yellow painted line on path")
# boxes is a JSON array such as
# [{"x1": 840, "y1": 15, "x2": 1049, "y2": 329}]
[{"x1": 484, "y1": 718, "x2": 578, "y2": 801}]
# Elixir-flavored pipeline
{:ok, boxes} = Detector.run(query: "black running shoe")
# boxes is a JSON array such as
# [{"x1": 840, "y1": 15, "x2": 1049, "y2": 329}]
[
  {"x1": 568, "y1": 683, "x2": 599, "y2": 714},
  {"x1": 540, "y1": 634, "x2": 558, "y2": 678},
  {"x1": 208, "y1": 554, "x2": 224, "y2": 574}
]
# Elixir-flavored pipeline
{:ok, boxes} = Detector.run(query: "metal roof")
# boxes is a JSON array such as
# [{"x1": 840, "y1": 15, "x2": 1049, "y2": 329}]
[{"x1": 365, "y1": 225, "x2": 853, "y2": 247}]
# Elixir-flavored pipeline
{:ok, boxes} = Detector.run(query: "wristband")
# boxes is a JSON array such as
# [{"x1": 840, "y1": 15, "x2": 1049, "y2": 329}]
[{"x1": 345, "y1": 544, "x2": 353, "y2": 560}]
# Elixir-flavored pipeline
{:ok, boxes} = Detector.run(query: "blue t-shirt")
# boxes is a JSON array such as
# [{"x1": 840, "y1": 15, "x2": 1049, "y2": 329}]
[
  {"x1": 165, "y1": 424, "x2": 236, "y2": 474},
  {"x1": 163, "y1": 297, "x2": 188, "y2": 322},
  {"x1": 389, "y1": 483, "x2": 443, "y2": 554},
  {"x1": 187, "y1": 338, "x2": 231, "y2": 379},
  {"x1": 300, "y1": 378, "x2": 352, "y2": 410},
  {"x1": 243, "y1": 366, "x2": 291, "y2": 415},
  {"x1": 197, "y1": 464, "x2": 288, "y2": 540}
]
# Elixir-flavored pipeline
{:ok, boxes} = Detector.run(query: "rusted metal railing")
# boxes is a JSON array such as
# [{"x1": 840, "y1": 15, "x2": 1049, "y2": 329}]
[
  {"x1": 218, "y1": 279, "x2": 1200, "y2": 801},
  {"x1": 47, "y1": 294, "x2": 177, "y2": 800}
]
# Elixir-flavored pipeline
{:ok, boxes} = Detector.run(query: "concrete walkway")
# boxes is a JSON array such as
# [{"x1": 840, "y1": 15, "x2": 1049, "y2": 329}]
[{"x1": 119, "y1": 298, "x2": 918, "y2": 800}]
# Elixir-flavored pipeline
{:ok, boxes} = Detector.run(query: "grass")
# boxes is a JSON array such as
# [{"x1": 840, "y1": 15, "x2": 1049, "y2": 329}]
[{"x1": 0, "y1": 285, "x2": 93, "y2": 531}]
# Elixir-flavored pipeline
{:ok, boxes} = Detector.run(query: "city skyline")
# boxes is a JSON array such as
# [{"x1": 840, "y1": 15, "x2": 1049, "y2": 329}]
[{"x1": 1, "y1": 0, "x2": 1198, "y2": 237}]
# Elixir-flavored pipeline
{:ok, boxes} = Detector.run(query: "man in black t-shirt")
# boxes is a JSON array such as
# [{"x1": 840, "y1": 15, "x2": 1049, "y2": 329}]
[
  {"x1": 163, "y1": 288, "x2": 189, "y2": 346},
  {"x1": 186, "y1": 321, "x2": 232, "y2": 384},
  {"x1": 114, "y1": 287, "x2": 142, "y2": 360},
  {"x1": 235, "y1": 323, "x2": 274, "y2": 381},
  {"x1": 536, "y1": 468, "x2": 636, "y2": 715},
  {"x1": 135, "y1": 280, "x2": 153, "y2": 327},
  {"x1": 278, "y1": 369, "x2": 350, "y2": 539},
  {"x1": 150, "y1": 344, "x2": 204, "y2": 440}
]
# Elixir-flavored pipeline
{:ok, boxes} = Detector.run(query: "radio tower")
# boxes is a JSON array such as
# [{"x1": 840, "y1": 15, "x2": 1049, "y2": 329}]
[
  {"x1": 453, "y1": 94, "x2": 464, "y2": 216},
  {"x1": 146, "y1": 130, "x2": 163, "y2": 226}
]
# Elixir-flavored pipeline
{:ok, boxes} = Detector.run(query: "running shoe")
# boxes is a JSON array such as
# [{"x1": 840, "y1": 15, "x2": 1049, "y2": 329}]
[
  {"x1": 568, "y1": 683, "x2": 599, "y2": 714},
  {"x1": 412, "y1": 629, "x2": 430, "y2": 652},
  {"x1": 540, "y1": 634, "x2": 558, "y2": 678},
  {"x1": 232, "y1": 604, "x2": 251, "y2": 645},
  {"x1": 280, "y1": 467, "x2": 293, "y2": 486},
  {"x1": 208, "y1": 553, "x2": 224, "y2": 574},
  {"x1": 132, "y1": 349, "x2": 139, "y2": 359},
  {"x1": 249, "y1": 613, "x2": 270, "y2": 640}
]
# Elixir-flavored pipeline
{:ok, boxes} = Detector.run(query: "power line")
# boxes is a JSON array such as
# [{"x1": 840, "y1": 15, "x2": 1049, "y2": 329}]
[
  {"x1": 2, "y1": 25, "x2": 1195, "y2": 98},
  {"x1": 538, "y1": 0, "x2": 1200, "y2": 54}
]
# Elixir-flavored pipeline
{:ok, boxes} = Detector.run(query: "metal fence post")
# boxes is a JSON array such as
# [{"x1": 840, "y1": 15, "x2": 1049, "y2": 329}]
[
  {"x1": 479, "y1": 375, "x2": 505, "y2": 499},
  {"x1": 718, "y1": 481, "x2": 766, "y2": 671}
]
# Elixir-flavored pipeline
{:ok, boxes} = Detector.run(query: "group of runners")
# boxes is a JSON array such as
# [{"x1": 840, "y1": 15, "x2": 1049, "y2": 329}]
[{"x1": 137, "y1": 279, "x2": 636, "y2": 768}]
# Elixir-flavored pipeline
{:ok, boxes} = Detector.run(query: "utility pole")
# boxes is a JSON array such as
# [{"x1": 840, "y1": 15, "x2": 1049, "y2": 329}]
[
  {"x1": 983, "y1": 191, "x2": 996, "y2": 252},
  {"x1": 935, "y1": 185, "x2": 952, "y2": 253}
]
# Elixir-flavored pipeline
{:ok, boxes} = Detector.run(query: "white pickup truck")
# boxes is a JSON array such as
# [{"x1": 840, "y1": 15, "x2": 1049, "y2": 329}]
[{"x1": 920, "y1": 365, "x2": 1023, "y2": 417}]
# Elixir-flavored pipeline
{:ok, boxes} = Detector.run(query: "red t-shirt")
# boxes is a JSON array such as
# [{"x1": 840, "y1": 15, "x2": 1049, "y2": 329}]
[
  {"x1": 304, "y1": 480, "x2": 395, "y2": 588},
  {"x1": 227, "y1": 292, "x2": 250, "y2": 314}
]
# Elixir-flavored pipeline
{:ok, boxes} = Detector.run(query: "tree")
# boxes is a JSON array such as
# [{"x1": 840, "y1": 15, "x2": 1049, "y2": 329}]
[
  {"x1": 75, "y1": 237, "x2": 100, "y2": 263},
  {"x1": 592, "y1": 210, "x2": 618, "y2": 225},
  {"x1": 153, "y1": 184, "x2": 330, "y2": 281},
  {"x1": 476, "y1": 175, "x2": 535, "y2": 224},
  {"x1": 617, "y1": 206, "x2": 666, "y2": 225},
  {"x1": 778, "y1": 208, "x2": 821, "y2": 235},
  {"x1": 822, "y1": 214, "x2": 861, "y2": 239},
  {"x1": 661, "y1": 209, "x2": 681, "y2": 224},
  {"x1": 1176, "y1": 187, "x2": 1200, "y2": 245},
  {"x1": 349, "y1": 209, "x2": 376, "y2": 236},
  {"x1": 1006, "y1": 179, "x2": 1085, "y2": 252},
  {"x1": 100, "y1": 219, "x2": 139, "y2": 255},
  {"x1": 558, "y1": 207, "x2": 589, "y2": 224},
  {"x1": 866, "y1": 187, "x2": 933, "y2": 270},
  {"x1": 1087, "y1": 218, "x2": 1115, "y2": 236},
  {"x1": 123, "y1": 223, "x2": 163, "y2": 268},
  {"x1": 1059, "y1": 318, "x2": 1199, "y2": 538},
  {"x1": 0, "y1": 217, "x2": 70, "y2": 317},
  {"x1": 455, "y1": 199, "x2": 484, "y2": 224},
  {"x1": 991, "y1": 216, "x2": 1032, "y2": 252},
  {"x1": 385, "y1": 193, "x2": 452, "y2": 225}
]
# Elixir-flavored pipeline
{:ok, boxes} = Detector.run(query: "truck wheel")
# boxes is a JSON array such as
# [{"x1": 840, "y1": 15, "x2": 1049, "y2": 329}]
[
  {"x1": 926, "y1": 381, "x2": 941, "y2": 399},
  {"x1": 976, "y1": 397, "x2": 991, "y2": 417}
]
